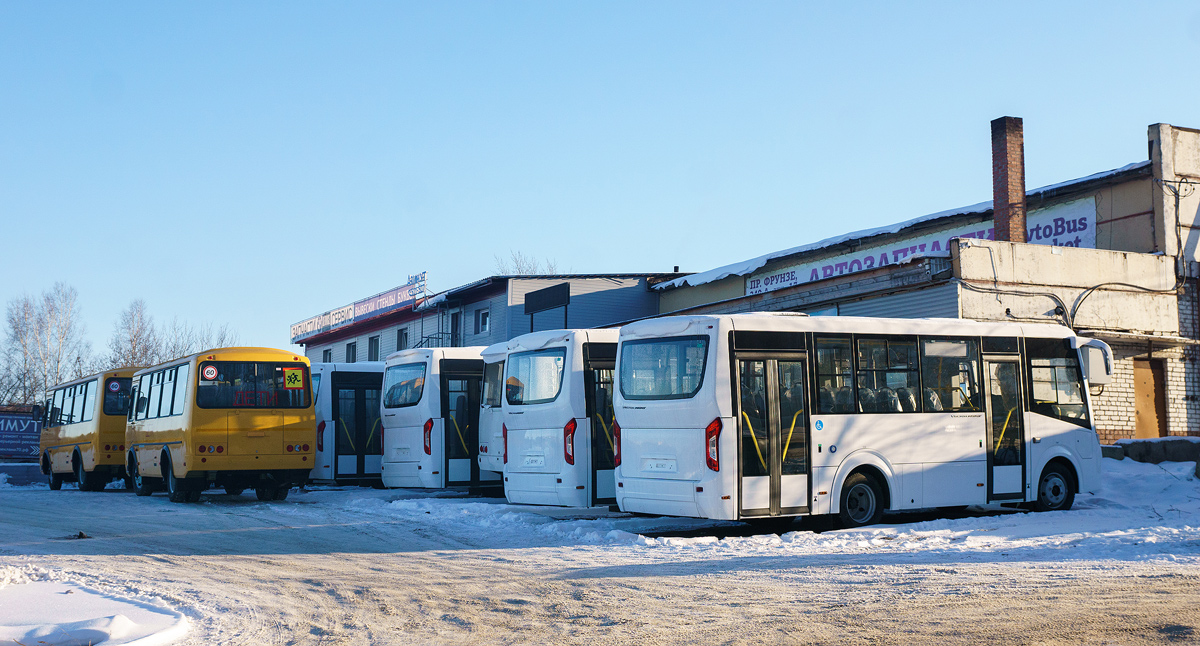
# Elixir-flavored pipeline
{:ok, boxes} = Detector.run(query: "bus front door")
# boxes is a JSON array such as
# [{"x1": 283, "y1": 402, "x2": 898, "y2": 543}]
[
  {"x1": 737, "y1": 356, "x2": 810, "y2": 517},
  {"x1": 331, "y1": 372, "x2": 384, "y2": 484},
  {"x1": 443, "y1": 374, "x2": 481, "y2": 486},
  {"x1": 984, "y1": 358, "x2": 1025, "y2": 500}
]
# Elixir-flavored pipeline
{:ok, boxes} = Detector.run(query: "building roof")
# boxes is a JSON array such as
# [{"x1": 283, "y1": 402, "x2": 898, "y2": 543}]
[{"x1": 655, "y1": 161, "x2": 1151, "y2": 291}]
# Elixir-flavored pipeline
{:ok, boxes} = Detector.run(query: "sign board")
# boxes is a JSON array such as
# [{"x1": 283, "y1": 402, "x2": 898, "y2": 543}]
[
  {"x1": 0, "y1": 413, "x2": 41, "y2": 459},
  {"x1": 524, "y1": 283, "x2": 571, "y2": 315},
  {"x1": 291, "y1": 272, "x2": 427, "y2": 343},
  {"x1": 746, "y1": 198, "x2": 1096, "y2": 296}
]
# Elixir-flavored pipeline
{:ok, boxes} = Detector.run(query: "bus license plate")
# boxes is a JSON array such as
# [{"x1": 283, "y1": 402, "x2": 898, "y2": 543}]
[
  {"x1": 523, "y1": 454, "x2": 545, "y2": 467},
  {"x1": 395, "y1": 447, "x2": 410, "y2": 458},
  {"x1": 641, "y1": 458, "x2": 677, "y2": 473}
]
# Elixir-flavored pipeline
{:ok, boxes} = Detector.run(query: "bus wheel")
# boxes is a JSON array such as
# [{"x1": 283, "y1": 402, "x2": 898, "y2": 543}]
[
  {"x1": 48, "y1": 471, "x2": 63, "y2": 490},
  {"x1": 73, "y1": 451, "x2": 99, "y2": 492},
  {"x1": 839, "y1": 472, "x2": 883, "y2": 528},
  {"x1": 186, "y1": 488, "x2": 202, "y2": 503},
  {"x1": 162, "y1": 453, "x2": 188, "y2": 503},
  {"x1": 255, "y1": 484, "x2": 280, "y2": 501},
  {"x1": 224, "y1": 486, "x2": 245, "y2": 497},
  {"x1": 130, "y1": 455, "x2": 154, "y2": 497},
  {"x1": 1034, "y1": 464, "x2": 1075, "y2": 512},
  {"x1": 273, "y1": 486, "x2": 290, "y2": 501}
]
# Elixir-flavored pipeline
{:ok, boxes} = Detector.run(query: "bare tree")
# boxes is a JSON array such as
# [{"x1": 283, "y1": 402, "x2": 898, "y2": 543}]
[
  {"x1": 160, "y1": 317, "x2": 239, "y2": 362},
  {"x1": 107, "y1": 299, "x2": 160, "y2": 368},
  {"x1": 494, "y1": 250, "x2": 561, "y2": 275},
  {"x1": 1, "y1": 283, "x2": 92, "y2": 404}
]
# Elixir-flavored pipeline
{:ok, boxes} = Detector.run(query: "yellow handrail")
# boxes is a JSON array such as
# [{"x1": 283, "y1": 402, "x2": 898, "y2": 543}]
[
  {"x1": 993, "y1": 406, "x2": 1017, "y2": 453},
  {"x1": 450, "y1": 417, "x2": 470, "y2": 454},
  {"x1": 364, "y1": 418, "x2": 381, "y2": 451},
  {"x1": 595, "y1": 415, "x2": 614, "y2": 452},
  {"x1": 780, "y1": 410, "x2": 803, "y2": 463},
  {"x1": 740, "y1": 411, "x2": 768, "y2": 471},
  {"x1": 340, "y1": 418, "x2": 355, "y2": 452}
]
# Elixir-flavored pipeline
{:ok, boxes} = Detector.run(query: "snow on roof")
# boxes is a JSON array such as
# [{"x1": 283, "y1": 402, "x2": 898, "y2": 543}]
[{"x1": 657, "y1": 161, "x2": 1150, "y2": 291}]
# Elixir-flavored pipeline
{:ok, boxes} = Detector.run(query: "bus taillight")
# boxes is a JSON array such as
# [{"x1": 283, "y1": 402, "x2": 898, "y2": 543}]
[
  {"x1": 423, "y1": 418, "x2": 433, "y2": 456},
  {"x1": 613, "y1": 419, "x2": 621, "y2": 467},
  {"x1": 705, "y1": 418, "x2": 722, "y2": 471},
  {"x1": 502, "y1": 424, "x2": 508, "y2": 464},
  {"x1": 316, "y1": 420, "x2": 325, "y2": 452},
  {"x1": 564, "y1": 419, "x2": 577, "y2": 466}
]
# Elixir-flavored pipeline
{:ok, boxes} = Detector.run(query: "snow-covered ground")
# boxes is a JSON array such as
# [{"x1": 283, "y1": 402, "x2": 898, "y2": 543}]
[{"x1": 1, "y1": 457, "x2": 1199, "y2": 644}]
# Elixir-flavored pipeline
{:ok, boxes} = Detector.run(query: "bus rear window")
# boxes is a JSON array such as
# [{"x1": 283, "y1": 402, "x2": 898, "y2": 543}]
[
  {"x1": 195, "y1": 362, "x2": 311, "y2": 409},
  {"x1": 619, "y1": 336, "x2": 708, "y2": 401},
  {"x1": 384, "y1": 362, "x2": 426, "y2": 408},
  {"x1": 506, "y1": 349, "x2": 566, "y2": 405},
  {"x1": 103, "y1": 377, "x2": 133, "y2": 416}
]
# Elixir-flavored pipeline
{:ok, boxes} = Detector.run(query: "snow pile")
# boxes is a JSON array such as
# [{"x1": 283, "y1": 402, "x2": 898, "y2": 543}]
[{"x1": 0, "y1": 566, "x2": 188, "y2": 646}]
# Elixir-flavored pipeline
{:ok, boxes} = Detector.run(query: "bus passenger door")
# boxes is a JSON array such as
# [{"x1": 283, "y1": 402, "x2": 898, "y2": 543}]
[
  {"x1": 585, "y1": 359, "x2": 616, "y2": 506},
  {"x1": 737, "y1": 356, "x2": 810, "y2": 517},
  {"x1": 331, "y1": 372, "x2": 384, "y2": 483},
  {"x1": 444, "y1": 374, "x2": 481, "y2": 486},
  {"x1": 984, "y1": 358, "x2": 1025, "y2": 500}
]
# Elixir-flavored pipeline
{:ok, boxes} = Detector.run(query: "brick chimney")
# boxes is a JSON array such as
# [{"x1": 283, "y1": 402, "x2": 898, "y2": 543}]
[{"x1": 991, "y1": 116, "x2": 1027, "y2": 243}]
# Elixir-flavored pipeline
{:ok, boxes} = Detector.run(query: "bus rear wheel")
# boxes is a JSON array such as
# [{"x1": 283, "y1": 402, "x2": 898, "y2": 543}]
[
  {"x1": 839, "y1": 472, "x2": 883, "y2": 528},
  {"x1": 163, "y1": 453, "x2": 191, "y2": 503},
  {"x1": 1033, "y1": 464, "x2": 1075, "y2": 512},
  {"x1": 48, "y1": 471, "x2": 63, "y2": 490},
  {"x1": 74, "y1": 451, "x2": 103, "y2": 492},
  {"x1": 255, "y1": 484, "x2": 289, "y2": 501}
]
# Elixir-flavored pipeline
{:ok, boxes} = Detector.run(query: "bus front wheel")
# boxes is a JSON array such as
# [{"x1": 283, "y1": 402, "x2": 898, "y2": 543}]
[
  {"x1": 839, "y1": 472, "x2": 883, "y2": 528},
  {"x1": 1033, "y1": 464, "x2": 1075, "y2": 512}
]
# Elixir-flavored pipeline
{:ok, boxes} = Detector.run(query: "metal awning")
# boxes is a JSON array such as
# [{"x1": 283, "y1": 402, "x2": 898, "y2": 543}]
[{"x1": 1075, "y1": 329, "x2": 1200, "y2": 347}]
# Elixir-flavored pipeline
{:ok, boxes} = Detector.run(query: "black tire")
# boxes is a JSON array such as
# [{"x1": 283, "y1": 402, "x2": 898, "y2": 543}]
[
  {"x1": 1033, "y1": 463, "x2": 1076, "y2": 512},
  {"x1": 48, "y1": 471, "x2": 63, "y2": 490},
  {"x1": 130, "y1": 455, "x2": 156, "y2": 497},
  {"x1": 839, "y1": 472, "x2": 883, "y2": 528},
  {"x1": 74, "y1": 452, "x2": 99, "y2": 492},
  {"x1": 163, "y1": 452, "x2": 189, "y2": 503},
  {"x1": 273, "y1": 486, "x2": 290, "y2": 501},
  {"x1": 255, "y1": 484, "x2": 280, "y2": 501},
  {"x1": 186, "y1": 488, "x2": 202, "y2": 503},
  {"x1": 224, "y1": 486, "x2": 245, "y2": 497}
]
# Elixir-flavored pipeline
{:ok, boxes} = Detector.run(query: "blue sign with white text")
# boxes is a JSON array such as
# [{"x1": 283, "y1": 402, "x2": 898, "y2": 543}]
[{"x1": 0, "y1": 413, "x2": 41, "y2": 459}]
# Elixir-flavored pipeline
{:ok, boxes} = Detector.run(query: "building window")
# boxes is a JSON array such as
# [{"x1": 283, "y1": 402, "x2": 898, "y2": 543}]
[
  {"x1": 322, "y1": 349, "x2": 332, "y2": 363},
  {"x1": 346, "y1": 342, "x2": 357, "y2": 363},
  {"x1": 368, "y1": 336, "x2": 380, "y2": 361},
  {"x1": 397, "y1": 328, "x2": 409, "y2": 351},
  {"x1": 475, "y1": 309, "x2": 490, "y2": 335}
]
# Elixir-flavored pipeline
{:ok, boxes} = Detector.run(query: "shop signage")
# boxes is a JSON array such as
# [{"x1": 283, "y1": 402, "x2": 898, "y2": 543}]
[
  {"x1": 291, "y1": 272, "x2": 427, "y2": 343},
  {"x1": 746, "y1": 199, "x2": 1095, "y2": 296},
  {"x1": 0, "y1": 413, "x2": 40, "y2": 459}
]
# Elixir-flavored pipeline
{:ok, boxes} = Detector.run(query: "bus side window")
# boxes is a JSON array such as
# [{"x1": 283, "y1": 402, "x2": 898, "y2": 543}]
[
  {"x1": 815, "y1": 337, "x2": 854, "y2": 414},
  {"x1": 920, "y1": 338, "x2": 981, "y2": 413}
]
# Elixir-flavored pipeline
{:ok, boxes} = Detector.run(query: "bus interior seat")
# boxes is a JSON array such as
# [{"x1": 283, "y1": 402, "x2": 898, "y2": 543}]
[
  {"x1": 896, "y1": 387, "x2": 918, "y2": 412},
  {"x1": 857, "y1": 387, "x2": 876, "y2": 413},
  {"x1": 834, "y1": 387, "x2": 853, "y2": 413},
  {"x1": 878, "y1": 387, "x2": 902, "y2": 413},
  {"x1": 819, "y1": 388, "x2": 834, "y2": 412},
  {"x1": 924, "y1": 388, "x2": 943, "y2": 411}
]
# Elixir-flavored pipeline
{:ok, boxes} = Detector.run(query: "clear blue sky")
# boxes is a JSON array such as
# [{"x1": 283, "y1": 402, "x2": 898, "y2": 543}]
[{"x1": 3, "y1": 2, "x2": 1199, "y2": 354}]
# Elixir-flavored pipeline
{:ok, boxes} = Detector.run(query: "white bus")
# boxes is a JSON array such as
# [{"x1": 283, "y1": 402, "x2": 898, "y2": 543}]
[
  {"x1": 501, "y1": 329, "x2": 618, "y2": 507},
  {"x1": 477, "y1": 342, "x2": 507, "y2": 476},
  {"x1": 309, "y1": 362, "x2": 385, "y2": 485},
  {"x1": 613, "y1": 313, "x2": 1113, "y2": 527},
  {"x1": 379, "y1": 347, "x2": 500, "y2": 488}
]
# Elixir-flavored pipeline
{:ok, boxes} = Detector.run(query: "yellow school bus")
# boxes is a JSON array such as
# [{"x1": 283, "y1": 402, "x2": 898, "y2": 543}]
[
  {"x1": 125, "y1": 347, "x2": 315, "y2": 503},
  {"x1": 39, "y1": 368, "x2": 139, "y2": 491}
]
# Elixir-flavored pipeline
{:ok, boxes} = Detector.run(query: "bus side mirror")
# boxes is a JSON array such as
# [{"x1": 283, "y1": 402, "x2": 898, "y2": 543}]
[
  {"x1": 135, "y1": 396, "x2": 148, "y2": 415},
  {"x1": 29, "y1": 405, "x2": 42, "y2": 422},
  {"x1": 1081, "y1": 345, "x2": 1112, "y2": 386}
]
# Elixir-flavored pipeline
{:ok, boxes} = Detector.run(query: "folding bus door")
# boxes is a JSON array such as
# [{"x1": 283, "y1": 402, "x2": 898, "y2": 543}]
[
  {"x1": 736, "y1": 354, "x2": 810, "y2": 517},
  {"x1": 331, "y1": 371, "x2": 384, "y2": 483},
  {"x1": 584, "y1": 342, "x2": 617, "y2": 506},
  {"x1": 441, "y1": 359, "x2": 484, "y2": 487},
  {"x1": 984, "y1": 358, "x2": 1026, "y2": 500}
]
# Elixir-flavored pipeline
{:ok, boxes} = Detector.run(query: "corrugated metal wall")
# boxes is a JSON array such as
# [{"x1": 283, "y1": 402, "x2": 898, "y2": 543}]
[
  {"x1": 836, "y1": 283, "x2": 961, "y2": 319},
  {"x1": 506, "y1": 278, "x2": 658, "y2": 335}
]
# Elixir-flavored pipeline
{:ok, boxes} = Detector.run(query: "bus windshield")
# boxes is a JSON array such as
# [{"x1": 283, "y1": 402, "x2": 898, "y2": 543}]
[
  {"x1": 619, "y1": 335, "x2": 708, "y2": 401},
  {"x1": 506, "y1": 349, "x2": 566, "y2": 405},
  {"x1": 383, "y1": 362, "x2": 426, "y2": 408},
  {"x1": 195, "y1": 362, "x2": 311, "y2": 409}
]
